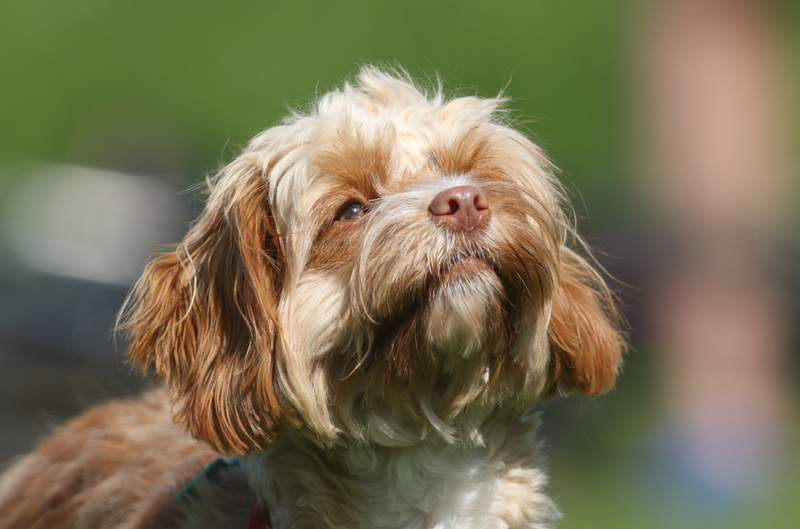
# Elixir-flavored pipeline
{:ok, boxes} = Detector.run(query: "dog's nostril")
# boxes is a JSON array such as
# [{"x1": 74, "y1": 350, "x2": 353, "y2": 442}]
[
  {"x1": 473, "y1": 192, "x2": 489, "y2": 212},
  {"x1": 447, "y1": 199, "x2": 459, "y2": 215},
  {"x1": 429, "y1": 185, "x2": 490, "y2": 232}
]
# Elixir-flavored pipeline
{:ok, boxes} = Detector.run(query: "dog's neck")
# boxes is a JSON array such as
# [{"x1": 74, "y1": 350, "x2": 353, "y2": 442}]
[{"x1": 245, "y1": 415, "x2": 558, "y2": 529}]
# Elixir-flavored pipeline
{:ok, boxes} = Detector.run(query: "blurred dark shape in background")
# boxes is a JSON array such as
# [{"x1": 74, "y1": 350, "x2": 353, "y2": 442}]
[
  {"x1": 0, "y1": 1, "x2": 797, "y2": 527},
  {"x1": 0, "y1": 113, "x2": 193, "y2": 463},
  {"x1": 3, "y1": 166, "x2": 183, "y2": 286}
]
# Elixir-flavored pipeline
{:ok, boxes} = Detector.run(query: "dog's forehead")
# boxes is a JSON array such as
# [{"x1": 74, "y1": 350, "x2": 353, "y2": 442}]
[
  {"x1": 306, "y1": 107, "x2": 509, "y2": 193},
  {"x1": 263, "y1": 84, "x2": 558, "y2": 234}
]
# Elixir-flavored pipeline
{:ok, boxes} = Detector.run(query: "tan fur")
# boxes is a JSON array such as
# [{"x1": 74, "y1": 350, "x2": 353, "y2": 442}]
[
  {"x1": 0, "y1": 67, "x2": 624, "y2": 529},
  {"x1": 0, "y1": 391, "x2": 219, "y2": 529},
  {"x1": 122, "y1": 171, "x2": 290, "y2": 454}
]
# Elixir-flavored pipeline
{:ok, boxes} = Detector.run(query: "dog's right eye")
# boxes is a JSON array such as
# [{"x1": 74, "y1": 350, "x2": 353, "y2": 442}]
[{"x1": 336, "y1": 203, "x2": 366, "y2": 222}]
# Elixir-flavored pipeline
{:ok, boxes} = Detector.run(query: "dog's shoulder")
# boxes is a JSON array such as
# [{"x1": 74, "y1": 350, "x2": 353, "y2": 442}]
[{"x1": 0, "y1": 390, "x2": 223, "y2": 529}]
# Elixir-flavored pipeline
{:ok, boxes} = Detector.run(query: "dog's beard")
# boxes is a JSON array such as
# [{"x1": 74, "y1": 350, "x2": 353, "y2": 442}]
[
  {"x1": 327, "y1": 262, "x2": 543, "y2": 447},
  {"x1": 425, "y1": 256, "x2": 507, "y2": 361}
]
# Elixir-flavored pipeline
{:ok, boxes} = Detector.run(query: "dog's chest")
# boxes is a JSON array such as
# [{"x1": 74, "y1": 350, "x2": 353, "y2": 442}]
[{"x1": 246, "y1": 430, "x2": 557, "y2": 529}]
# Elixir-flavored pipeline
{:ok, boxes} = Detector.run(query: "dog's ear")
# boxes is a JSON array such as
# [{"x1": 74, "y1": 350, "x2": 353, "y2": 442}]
[
  {"x1": 120, "y1": 163, "x2": 290, "y2": 455},
  {"x1": 547, "y1": 247, "x2": 625, "y2": 397}
]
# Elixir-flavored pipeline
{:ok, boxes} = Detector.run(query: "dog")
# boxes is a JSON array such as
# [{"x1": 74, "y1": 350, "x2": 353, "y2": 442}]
[{"x1": 0, "y1": 67, "x2": 624, "y2": 529}]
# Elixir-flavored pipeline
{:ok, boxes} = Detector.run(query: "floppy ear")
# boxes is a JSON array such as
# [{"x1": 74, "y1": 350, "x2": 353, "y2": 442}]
[
  {"x1": 119, "y1": 164, "x2": 289, "y2": 455},
  {"x1": 548, "y1": 247, "x2": 625, "y2": 396}
]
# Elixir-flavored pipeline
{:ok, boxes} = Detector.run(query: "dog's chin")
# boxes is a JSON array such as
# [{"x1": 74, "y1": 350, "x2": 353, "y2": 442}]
[{"x1": 424, "y1": 256, "x2": 507, "y2": 361}]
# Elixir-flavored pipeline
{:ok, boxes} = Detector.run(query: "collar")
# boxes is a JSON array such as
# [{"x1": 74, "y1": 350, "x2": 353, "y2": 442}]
[{"x1": 176, "y1": 457, "x2": 273, "y2": 528}]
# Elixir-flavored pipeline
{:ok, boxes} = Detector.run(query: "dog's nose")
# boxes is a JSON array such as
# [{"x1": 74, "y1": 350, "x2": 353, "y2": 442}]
[{"x1": 429, "y1": 185, "x2": 490, "y2": 232}]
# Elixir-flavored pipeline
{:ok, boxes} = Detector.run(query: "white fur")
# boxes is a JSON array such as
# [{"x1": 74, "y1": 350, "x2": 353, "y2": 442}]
[{"x1": 248, "y1": 416, "x2": 559, "y2": 529}]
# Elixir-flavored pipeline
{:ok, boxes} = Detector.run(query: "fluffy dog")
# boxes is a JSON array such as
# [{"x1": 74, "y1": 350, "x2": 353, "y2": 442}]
[{"x1": 0, "y1": 67, "x2": 624, "y2": 529}]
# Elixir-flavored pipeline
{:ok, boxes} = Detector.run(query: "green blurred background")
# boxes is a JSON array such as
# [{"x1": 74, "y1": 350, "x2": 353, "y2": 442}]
[
  {"x1": 0, "y1": 0, "x2": 632, "y2": 208},
  {"x1": 1, "y1": 1, "x2": 798, "y2": 528}
]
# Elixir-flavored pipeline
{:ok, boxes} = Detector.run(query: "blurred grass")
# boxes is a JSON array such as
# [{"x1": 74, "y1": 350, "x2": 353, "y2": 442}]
[
  {"x1": 543, "y1": 350, "x2": 800, "y2": 529},
  {"x1": 0, "y1": 0, "x2": 632, "y2": 217}
]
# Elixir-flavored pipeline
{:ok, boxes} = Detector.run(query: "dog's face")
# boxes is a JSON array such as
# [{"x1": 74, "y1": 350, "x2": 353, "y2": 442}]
[{"x1": 121, "y1": 68, "x2": 623, "y2": 454}]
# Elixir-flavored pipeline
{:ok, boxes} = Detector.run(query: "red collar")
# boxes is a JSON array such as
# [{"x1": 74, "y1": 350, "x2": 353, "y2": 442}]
[{"x1": 248, "y1": 500, "x2": 272, "y2": 529}]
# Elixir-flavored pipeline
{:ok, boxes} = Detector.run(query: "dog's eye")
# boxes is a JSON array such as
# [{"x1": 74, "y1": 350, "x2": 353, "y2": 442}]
[{"x1": 337, "y1": 202, "x2": 366, "y2": 222}]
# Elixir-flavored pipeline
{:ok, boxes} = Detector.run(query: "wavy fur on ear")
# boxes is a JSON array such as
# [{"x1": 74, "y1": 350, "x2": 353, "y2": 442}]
[
  {"x1": 548, "y1": 247, "x2": 624, "y2": 396},
  {"x1": 119, "y1": 161, "x2": 289, "y2": 455}
]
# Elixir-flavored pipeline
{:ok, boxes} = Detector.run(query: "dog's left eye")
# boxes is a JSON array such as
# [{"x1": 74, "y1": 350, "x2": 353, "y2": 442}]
[{"x1": 337, "y1": 203, "x2": 366, "y2": 222}]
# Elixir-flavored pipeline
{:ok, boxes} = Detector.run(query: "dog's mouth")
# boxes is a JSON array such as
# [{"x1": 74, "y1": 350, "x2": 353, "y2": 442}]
[
  {"x1": 433, "y1": 252, "x2": 527, "y2": 305},
  {"x1": 436, "y1": 255, "x2": 496, "y2": 284},
  {"x1": 363, "y1": 252, "x2": 503, "y2": 329},
  {"x1": 369, "y1": 250, "x2": 524, "y2": 323},
  {"x1": 359, "y1": 243, "x2": 534, "y2": 347}
]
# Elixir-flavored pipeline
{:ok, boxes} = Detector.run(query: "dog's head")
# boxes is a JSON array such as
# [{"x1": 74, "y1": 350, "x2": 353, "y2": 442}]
[{"x1": 121, "y1": 68, "x2": 624, "y2": 454}]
